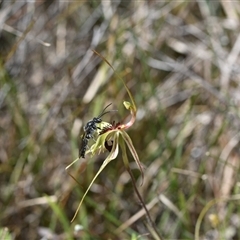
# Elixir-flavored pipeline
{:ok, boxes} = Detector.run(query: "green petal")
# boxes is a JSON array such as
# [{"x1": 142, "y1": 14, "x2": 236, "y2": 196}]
[
  {"x1": 121, "y1": 131, "x2": 144, "y2": 184},
  {"x1": 70, "y1": 133, "x2": 119, "y2": 222},
  {"x1": 92, "y1": 50, "x2": 137, "y2": 113}
]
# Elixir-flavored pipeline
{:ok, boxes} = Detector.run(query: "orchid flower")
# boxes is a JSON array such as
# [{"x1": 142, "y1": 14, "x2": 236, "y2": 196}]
[
  {"x1": 70, "y1": 100, "x2": 144, "y2": 222},
  {"x1": 68, "y1": 50, "x2": 144, "y2": 222}
]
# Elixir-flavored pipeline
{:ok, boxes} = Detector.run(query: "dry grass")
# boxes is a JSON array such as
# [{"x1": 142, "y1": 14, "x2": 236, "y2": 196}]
[{"x1": 1, "y1": 1, "x2": 240, "y2": 239}]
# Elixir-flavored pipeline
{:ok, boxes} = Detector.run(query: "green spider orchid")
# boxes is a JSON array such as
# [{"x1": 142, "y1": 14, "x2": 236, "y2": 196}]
[
  {"x1": 66, "y1": 50, "x2": 143, "y2": 222},
  {"x1": 64, "y1": 51, "x2": 162, "y2": 239},
  {"x1": 68, "y1": 50, "x2": 144, "y2": 222},
  {"x1": 70, "y1": 100, "x2": 144, "y2": 222}
]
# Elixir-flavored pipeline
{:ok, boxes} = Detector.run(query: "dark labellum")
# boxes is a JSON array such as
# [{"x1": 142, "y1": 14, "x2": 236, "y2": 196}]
[{"x1": 104, "y1": 140, "x2": 114, "y2": 152}]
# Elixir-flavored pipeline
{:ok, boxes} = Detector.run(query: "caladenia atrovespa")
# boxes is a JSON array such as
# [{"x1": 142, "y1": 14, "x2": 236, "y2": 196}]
[
  {"x1": 66, "y1": 51, "x2": 163, "y2": 240},
  {"x1": 69, "y1": 101, "x2": 144, "y2": 222},
  {"x1": 67, "y1": 50, "x2": 144, "y2": 223}
]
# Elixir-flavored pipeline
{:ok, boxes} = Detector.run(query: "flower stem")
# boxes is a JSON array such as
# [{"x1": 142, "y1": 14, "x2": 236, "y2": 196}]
[{"x1": 126, "y1": 165, "x2": 164, "y2": 240}]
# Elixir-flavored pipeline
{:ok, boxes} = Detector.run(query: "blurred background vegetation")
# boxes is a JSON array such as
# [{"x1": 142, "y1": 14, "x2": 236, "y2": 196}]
[{"x1": 1, "y1": 1, "x2": 240, "y2": 239}]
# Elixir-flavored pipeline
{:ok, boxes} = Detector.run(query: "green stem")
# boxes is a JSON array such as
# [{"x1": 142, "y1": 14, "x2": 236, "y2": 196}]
[
  {"x1": 119, "y1": 137, "x2": 163, "y2": 240},
  {"x1": 126, "y1": 166, "x2": 163, "y2": 240}
]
